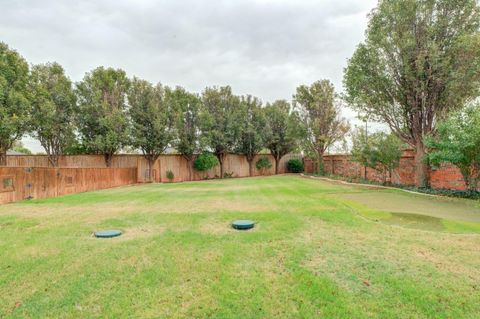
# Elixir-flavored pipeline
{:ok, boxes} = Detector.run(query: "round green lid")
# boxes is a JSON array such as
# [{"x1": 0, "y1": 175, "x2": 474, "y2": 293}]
[
  {"x1": 94, "y1": 230, "x2": 122, "y2": 238},
  {"x1": 232, "y1": 220, "x2": 255, "y2": 230}
]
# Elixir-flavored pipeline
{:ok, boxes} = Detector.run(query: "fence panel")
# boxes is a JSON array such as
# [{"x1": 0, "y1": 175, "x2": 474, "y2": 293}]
[{"x1": 0, "y1": 167, "x2": 137, "y2": 204}]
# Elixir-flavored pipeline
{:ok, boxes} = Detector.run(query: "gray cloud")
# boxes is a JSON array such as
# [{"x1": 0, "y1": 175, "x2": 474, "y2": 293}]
[{"x1": 0, "y1": 0, "x2": 378, "y2": 152}]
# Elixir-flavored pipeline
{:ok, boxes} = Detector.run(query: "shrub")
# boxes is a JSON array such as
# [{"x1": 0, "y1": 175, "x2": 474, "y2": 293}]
[
  {"x1": 166, "y1": 169, "x2": 174, "y2": 182},
  {"x1": 223, "y1": 171, "x2": 234, "y2": 178},
  {"x1": 287, "y1": 158, "x2": 304, "y2": 173},
  {"x1": 256, "y1": 157, "x2": 272, "y2": 175},
  {"x1": 194, "y1": 152, "x2": 219, "y2": 172}
]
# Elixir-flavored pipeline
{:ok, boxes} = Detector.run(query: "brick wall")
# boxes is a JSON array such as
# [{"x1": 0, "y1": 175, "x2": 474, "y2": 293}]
[{"x1": 306, "y1": 149, "x2": 477, "y2": 191}]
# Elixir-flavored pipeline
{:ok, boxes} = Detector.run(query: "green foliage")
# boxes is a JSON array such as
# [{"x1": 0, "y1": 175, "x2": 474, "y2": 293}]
[
  {"x1": 166, "y1": 169, "x2": 174, "y2": 182},
  {"x1": 294, "y1": 80, "x2": 349, "y2": 175},
  {"x1": 426, "y1": 104, "x2": 480, "y2": 191},
  {"x1": 344, "y1": 0, "x2": 480, "y2": 186},
  {"x1": 256, "y1": 157, "x2": 272, "y2": 170},
  {"x1": 235, "y1": 95, "x2": 266, "y2": 175},
  {"x1": 29, "y1": 62, "x2": 76, "y2": 166},
  {"x1": 128, "y1": 77, "x2": 174, "y2": 180},
  {"x1": 351, "y1": 129, "x2": 403, "y2": 183},
  {"x1": 11, "y1": 141, "x2": 31, "y2": 154},
  {"x1": 200, "y1": 86, "x2": 241, "y2": 176},
  {"x1": 75, "y1": 67, "x2": 130, "y2": 166},
  {"x1": 0, "y1": 42, "x2": 31, "y2": 163},
  {"x1": 286, "y1": 158, "x2": 304, "y2": 173},
  {"x1": 193, "y1": 152, "x2": 219, "y2": 172},
  {"x1": 168, "y1": 86, "x2": 201, "y2": 162},
  {"x1": 264, "y1": 100, "x2": 302, "y2": 173},
  {"x1": 63, "y1": 141, "x2": 89, "y2": 155}
]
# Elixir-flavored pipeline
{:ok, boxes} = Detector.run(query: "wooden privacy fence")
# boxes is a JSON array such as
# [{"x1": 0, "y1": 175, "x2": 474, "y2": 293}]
[
  {"x1": 0, "y1": 167, "x2": 137, "y2": 204},
  {"x1": 5, "y1": 153, "x2": 302, "y2": 183}
]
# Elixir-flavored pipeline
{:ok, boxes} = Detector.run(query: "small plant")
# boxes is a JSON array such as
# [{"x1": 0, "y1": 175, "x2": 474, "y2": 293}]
[
  {"x1": 256, "y1": 157, "x2": 272, "y2": 175},
  {"x1": 166, "y1": 169, "x2": 174, "y2": 182},
  {"x1": 223, "y1": 171, "x2": 234, "y2": 178},
  {"x1": 287, "y1": 158, "x2": 304, "y2": 173}
]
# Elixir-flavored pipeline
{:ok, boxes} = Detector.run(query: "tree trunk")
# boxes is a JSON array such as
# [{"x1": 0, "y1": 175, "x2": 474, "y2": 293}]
[
  {"x1": 187, "y1": 158, "x2": 194, "y2": 181},
  {"x1": 104, "y1": 153, "x2": 113, "y2": 167},
  {"x1": 414, "y1": 141, "x2": 430, "y2": 188},
  {"x1": 274, "y1": 156, "x2": 280, "y2": 175},
  {"x1": 217, "y1": 153, "x2": 225, "y2": 178},
  {"x1": 0, "y1": 151, "x2": 6, "y2": 166},
  {"x1": 147, "y1": 158, "x2": 154, "y2": 182},
  {"x1": 248, "y1": 159, "x2": 254, "y2": 177},
  {"x1": 47, "y1": 154, "x2": 59, "y2": 167},
  {"x1": 317, "y1": 150, "x2": 325, "y2": 175}
]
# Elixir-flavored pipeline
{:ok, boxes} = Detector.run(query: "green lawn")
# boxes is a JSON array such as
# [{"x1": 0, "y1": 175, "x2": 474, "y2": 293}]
[{"x1": 1, "y1": 176, "x2": 479, "y2": 318}]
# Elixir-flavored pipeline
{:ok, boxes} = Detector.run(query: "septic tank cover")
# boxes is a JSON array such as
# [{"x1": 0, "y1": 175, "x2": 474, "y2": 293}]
[
  {"x1": 232, "y1": 220, "x2": 255, "y2": 230},
  {"x1": 94, "y1": 230, "x2": 122, "y2": 238}
]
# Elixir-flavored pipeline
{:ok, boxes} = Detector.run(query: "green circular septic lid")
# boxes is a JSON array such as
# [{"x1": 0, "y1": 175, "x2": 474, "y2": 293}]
[
  {"x1": 232, "y1": 220, "x2": 255, "y2": 230},
  {"x1": 94, "y1": 230, "x2": 122, "y2": 238}
]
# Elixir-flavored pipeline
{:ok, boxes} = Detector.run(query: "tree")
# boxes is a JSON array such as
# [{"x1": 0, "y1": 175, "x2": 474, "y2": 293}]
[
  {"x1": 344, "y1": 0, "x2": 480, "y2": 187},
  {"x1": 29, "y1": 62, "x2": 76, "y2": 167},
  {"x1": 426, "y1": 104, "x2": 480, "y2": 191},
  {"x1": 264, "y1": 100, "x2": 301, "y2": 174},
  {"x1": 294, "y1": 80, "x2": 349, "y2": 175},
  {"x1": 168, "y1": 86, "x2": 201, "y2": 181},
  {"x1": 200, "y1": 86, "x2": 241, "y2": 178},
  {"x1": 129, "y1": 78, "x2": 174, "y2": 182},
  {"x1": 0, "y1": 42, "x2": 30, "y2": 165},
  {"x1": 351, "y1": 128, "x2": 403, "y2": 184},
  {"x1": 236, "y1": 95, "x2": 266, "y2": 176},
  {"x1": 75, "y1": 67, "x2": 130, "y2": 167}
]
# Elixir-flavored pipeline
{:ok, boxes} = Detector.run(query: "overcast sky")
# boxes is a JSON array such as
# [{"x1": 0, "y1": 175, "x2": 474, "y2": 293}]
[{"x1": 0, "y1": 0, "x2": 378, "y2": 152}]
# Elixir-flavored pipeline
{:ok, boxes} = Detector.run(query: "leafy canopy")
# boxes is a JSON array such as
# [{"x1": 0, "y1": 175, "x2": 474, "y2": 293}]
[
  {"x1": 200, "y1": 86, "x2": 241, "y2": 158},
  {"x1": 75, "y1": 67, "x2": 130, "y2": 164},
  {"x1": 344, "y1": 0, "x2": 480, "y2": 145},
  {"x1": 168, "y1": 86, "x2": 201, "y2": 161},
  {"x1": 264, "y1": 100, "x2": 301, "y2": 162},
  {"x1": 129, "y1": 78, "x2": 174, "y2": 162},
  {"x1": 0, "y1": 42, "x2": 30, "y2": 159},
  {"x1": 294, "y1": 80, "x2": 349, "y2": 174},
  {"x1": 29, "y1": 62, "x2": 76, "y2": 166},
  {"x1": 235, "y1": 95, "x2": 266, "y2": 162}
]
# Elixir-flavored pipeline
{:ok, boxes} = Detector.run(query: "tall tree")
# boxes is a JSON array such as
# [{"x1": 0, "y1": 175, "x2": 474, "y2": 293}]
[
  {"x1": 129, "y1": 78, "x2": 174, "y2": 182},
  {"x1": 344, "y1": 0, "x2": 480, "y2": 187},
  {"x1": 264, "y1": 100, "x2": 301, "y2": 174},
  {"x1": 426, "y1": 104, "x2": 480, "y2": 191},
  {"x1": 168, "y1": 86, "x2": 201, "y2": 181},
  {"x1": 294, "y1": 80, "x2": 349, "y2": 175},
  {"x1": 75, "y1": 67, "x2": 130, "y2": 167},
  {"x1": 0, "y1": 42, "x2": 30, "y2": 165},
  {"x1": 200, "y1": 86, "x2": 241, "y2": 178},
  {"x1": 236, "y1": 95, "x2": 266, "y2": 177},
  {"x1": 29, "y1": 62, "x2": 76, "y2": 167}
]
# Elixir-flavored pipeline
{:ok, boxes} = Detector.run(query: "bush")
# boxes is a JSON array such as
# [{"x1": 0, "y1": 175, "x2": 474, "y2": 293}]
[
  {"x1": 287, "y1": 158, "x2": 304, "y2": 173},
  {"x1": 255, "y1": 157, "x2": 272, "y2": 174},
  {"x1": 194, "y1": 152, "x2": 219, "y2": 172},
  {"x1": 223, "y1": 171, "x2": 234, "y2": 178},
  {"x1": 166, "y1": 169, "x2": 174, "y2": 182}
]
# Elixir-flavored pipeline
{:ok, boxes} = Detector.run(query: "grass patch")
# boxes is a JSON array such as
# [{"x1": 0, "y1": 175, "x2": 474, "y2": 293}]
[{"x1": 0, "y1": 176, "x2": 479, "y2": 318}]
